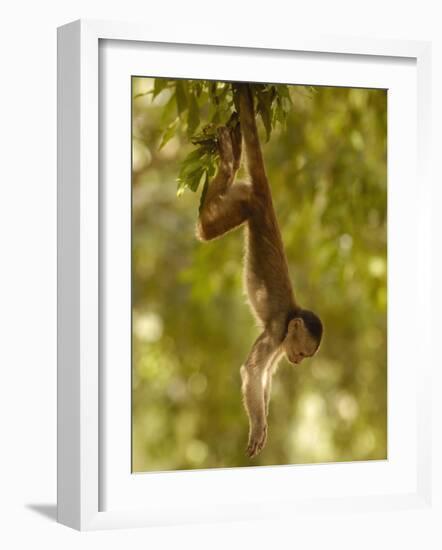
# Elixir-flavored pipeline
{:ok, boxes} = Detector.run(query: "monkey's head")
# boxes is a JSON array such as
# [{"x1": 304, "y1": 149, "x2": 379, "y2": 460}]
[{"x1": 283, "y1": 309, "x2": 323, "y2": 365}]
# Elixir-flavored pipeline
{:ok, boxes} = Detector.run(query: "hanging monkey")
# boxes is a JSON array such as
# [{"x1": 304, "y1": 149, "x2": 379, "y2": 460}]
[{"x1": 196, "y1": 84, "x2": 323, "y2": 458}]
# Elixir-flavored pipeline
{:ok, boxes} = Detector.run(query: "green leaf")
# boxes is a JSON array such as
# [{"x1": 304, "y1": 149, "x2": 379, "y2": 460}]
[
  {"x1": 177, "y1": 150, "x2": 202, "y2": 183},
  {"x1": 276, "y1": 84, "x2": 291, "y2": 100},
  {"x1": 281, "y1": 96, "x2": 292, "y2": 114},
  {"x1": 191, "y1": 80, "x2": 203, "y2": 97},
  {"x1": 190, "y1": 168, "x2": 206, "y2": 192},
  {"x1": 187, "y1": 94, "x2": 200, "y2": 137},
  {"x1": 161, "y1": 92, "x2": 177, "y2": 124},
  {"x1": 175, "y1": 81, "x2": 188, "y2": 115},
  {"x1": 153, "y1": 78, "x2": 168, "y2": 99},
  {"x1": 210, "y1": 103, "x2": 232, "y2": 125},
  {"x1": 176, "y1": 178, "x2": 187, "y2": 197},
  {"x1": 209, "y1": 81, "x2": 218, "y2": 104},
  {"x1": 257, "y1": 89, "x2": 273, "y2": 141},
  {"x1": 181, "y1": 148, "x2": 204, "y2": 166},
  {"x1": 274, "y1": 99, "x2": 287, "y2": 128},
  {"x1": 217, "y1": 82, "x2": 230, "y2": 103},
  {"x1": 133, "y1": 90, "x2": 153, "y2": 100},
  {"x1": 177, "y1": 146, "x2": 217, "y2": 196},
  {"x1": 158, "y1": 119, "x2": 178, "y2": 150},
  {"x1": 177, "y1": 165, "x2": 204, "y2": 195}
]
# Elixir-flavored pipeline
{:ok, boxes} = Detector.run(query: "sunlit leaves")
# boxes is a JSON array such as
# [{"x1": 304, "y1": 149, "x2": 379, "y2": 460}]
[
  {"x1": 158, "y1": 119, "x2": 178, "y2": 150},
  {"x1": 161, "y1": 91, "x2": 177, "y2": 123},
  {"x1": 187, "y1": 94, "x2": 200, "y2": 137},
  {"x1": 176, "y1": 122, "x2": 219, "y2": 196},
  {"x1": 177, "y1": 147, "x2": 217, "y2": 196},
  {"x1": 145, "y1": 78, "x2": 295, "y2": 196},
  {"x1": 153, "y1": 78, "x2": 169, "y2": 99},
  {"x1": 256, "y1": 85, "x2": 274, "y2": 141},
  {"x1": 254, "y1": 83, "x2": 293, "y2": 141},
  {"x1": 175, "y1": 80, "x2": 188, "y2": 115}
]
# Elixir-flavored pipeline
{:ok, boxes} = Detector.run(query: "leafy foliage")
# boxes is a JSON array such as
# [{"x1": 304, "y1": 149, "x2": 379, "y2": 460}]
[{"x1": 140, "y1": 80, "x2": 294, "y2": 197}]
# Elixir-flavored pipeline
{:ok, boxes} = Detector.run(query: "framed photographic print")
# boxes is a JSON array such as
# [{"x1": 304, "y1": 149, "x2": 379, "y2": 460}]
[{"x1": 57, "y1": 19, "x2": 432, "y2": 530}]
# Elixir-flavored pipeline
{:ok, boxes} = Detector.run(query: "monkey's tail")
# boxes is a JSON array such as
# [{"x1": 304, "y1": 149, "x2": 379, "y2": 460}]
[{"x1": 237, "y1": 84, "x2": 271, "y2": 196}]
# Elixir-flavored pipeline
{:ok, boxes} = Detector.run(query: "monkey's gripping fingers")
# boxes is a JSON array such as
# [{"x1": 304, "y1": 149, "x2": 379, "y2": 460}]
[{"x1": 246, "y1": 423, "x2": 267, "y2": 458}]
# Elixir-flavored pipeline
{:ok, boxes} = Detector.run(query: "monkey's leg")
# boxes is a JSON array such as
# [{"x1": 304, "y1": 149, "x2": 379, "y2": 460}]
[
  {"x1": 197, "y1": 127, "x2": 251, "y2": 241},
  {"x1": 197, "y1": 182, "x2": 251, "y2": 241},
  {"x1": 240, "y1": 332, "x2": 278, "y2": 458},
  {"x1": 206, "y1": 126, "x2": 236, "y2": 200}
]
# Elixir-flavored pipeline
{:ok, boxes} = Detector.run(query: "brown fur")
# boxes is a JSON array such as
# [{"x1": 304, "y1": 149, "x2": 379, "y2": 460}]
[{"x1": 197, "y1": 84, "x2": 322, "y2": 457}]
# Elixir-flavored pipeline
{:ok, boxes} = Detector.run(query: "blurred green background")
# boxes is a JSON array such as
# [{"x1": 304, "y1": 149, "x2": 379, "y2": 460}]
[{"x1": 132, "y1": 77, "x2": 387, "y2": 472}]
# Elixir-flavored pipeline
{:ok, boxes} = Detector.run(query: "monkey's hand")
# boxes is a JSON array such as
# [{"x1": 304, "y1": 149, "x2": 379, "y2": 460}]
[
  {"x1": 246, "y1": 422, "x2": 267, "y2": 458},
  {"x1": 241, "y1": 333, "x2": 277, "y2": 459}
]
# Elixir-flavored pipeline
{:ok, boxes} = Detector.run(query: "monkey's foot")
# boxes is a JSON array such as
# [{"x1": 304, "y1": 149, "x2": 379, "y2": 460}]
[
  {"x1": 246, "y1": 424, "x2": 267, "y2": 458},
  {"x1": 216, "y1": 126, "x2": 234, "y2": 163}
]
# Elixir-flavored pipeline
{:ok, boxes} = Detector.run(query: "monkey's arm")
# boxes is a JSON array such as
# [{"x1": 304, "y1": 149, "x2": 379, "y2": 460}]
[
  {"x1": 197, "y1": 126, "x2": 251, "y2": 241},
  {"x1": 241, "y1": 332, "x2": 280, "y2": 457},
  {"x1": 263, "y1": 360, "x2": 280, "y2": 418}
]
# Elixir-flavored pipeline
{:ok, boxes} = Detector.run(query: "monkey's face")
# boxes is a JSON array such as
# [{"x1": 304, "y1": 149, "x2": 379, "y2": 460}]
[{"x1": 284, "y1": 318, "x2": 319, "y2": 365}]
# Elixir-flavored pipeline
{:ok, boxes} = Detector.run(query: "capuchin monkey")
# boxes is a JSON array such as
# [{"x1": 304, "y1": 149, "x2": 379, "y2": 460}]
[{"x1": 196, "y1": 84, "x2": 323, "y2": 458}]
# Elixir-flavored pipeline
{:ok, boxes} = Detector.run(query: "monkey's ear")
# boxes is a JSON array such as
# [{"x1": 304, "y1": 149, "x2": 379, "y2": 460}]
[{"x1": 288, "y1": 317, "x2": 304, "y2": 333}]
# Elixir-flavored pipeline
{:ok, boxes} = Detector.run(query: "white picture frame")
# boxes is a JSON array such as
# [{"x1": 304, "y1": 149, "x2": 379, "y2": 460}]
[{"x1": 57, "y1": 19, "x2": 432, "y2": 531}]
